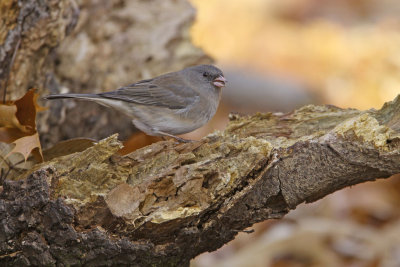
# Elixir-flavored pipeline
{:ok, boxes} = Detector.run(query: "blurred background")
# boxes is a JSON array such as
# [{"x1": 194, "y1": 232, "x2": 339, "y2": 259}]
[{"x1": 188, "y1": 0, "x2": 400, "y2": 266}]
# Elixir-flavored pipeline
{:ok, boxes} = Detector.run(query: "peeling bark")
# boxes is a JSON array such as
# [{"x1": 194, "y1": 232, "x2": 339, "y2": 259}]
[{"x1": 1, "y1": 96, "x2": 400, "y2": 266}]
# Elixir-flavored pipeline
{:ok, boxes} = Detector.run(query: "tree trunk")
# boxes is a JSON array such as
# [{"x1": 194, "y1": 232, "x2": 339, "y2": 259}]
[{"x1": 0, "y1": 0, "x2": 79, "y2": 100}]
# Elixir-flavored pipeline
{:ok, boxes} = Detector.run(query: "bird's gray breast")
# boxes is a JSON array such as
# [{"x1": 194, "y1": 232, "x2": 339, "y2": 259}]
[
  {"x1": 182, "y1": 85, "x2": 220, "y2": 122},
  {"x1": 130, "y1": 86, "x2": 220, "y2": 135}
]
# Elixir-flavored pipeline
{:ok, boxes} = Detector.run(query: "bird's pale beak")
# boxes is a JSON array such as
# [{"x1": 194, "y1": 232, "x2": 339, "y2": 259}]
[{"x1": 213, "y1": 75, "x2": 227, "y2": 88}]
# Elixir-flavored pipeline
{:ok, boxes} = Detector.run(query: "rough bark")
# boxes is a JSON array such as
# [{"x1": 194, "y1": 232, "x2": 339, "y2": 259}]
[
  {"x1": 0, "y1": 0, "x2": 79, "y2": 100},
  {"x1": 1, "y1": 95, "x2": 400, "y2": 266}
]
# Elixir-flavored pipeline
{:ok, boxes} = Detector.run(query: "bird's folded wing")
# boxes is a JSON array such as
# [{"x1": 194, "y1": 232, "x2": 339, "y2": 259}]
[{"x1": 99, "y1": 75, "x2": 199, "y2": 109}]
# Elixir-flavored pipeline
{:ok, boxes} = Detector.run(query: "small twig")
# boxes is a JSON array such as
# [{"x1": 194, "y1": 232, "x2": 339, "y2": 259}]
[
  {"x1": 233, "y1": 229, "x2": 255, "y2": 234},
  {"x1": 0, "y1": 168, "x2": 4, "y2": 185},
  {"x1": 0, "y1": 167, "x2": 12, "y2": 185},
  {"x1": 0, "y1": 161, "x2": 11, "y2": 185},
  {"x1": 2, "y1": 38, "x2": 21, "y2": 104},
  {"x1": 0, "y1": 156, "x2": 25, "y2": 184},
  {"x1": 0, "y1": 157, "x2": 13, "y2": 184}
]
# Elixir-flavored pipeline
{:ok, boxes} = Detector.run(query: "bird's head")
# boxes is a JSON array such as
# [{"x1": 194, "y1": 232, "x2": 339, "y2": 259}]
[{"x1": 183, "y1": 64, "x2": 227, "y2": 89}]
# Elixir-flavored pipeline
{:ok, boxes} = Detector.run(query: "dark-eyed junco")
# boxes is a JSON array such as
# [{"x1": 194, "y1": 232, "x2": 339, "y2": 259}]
[{"x1": 45, "y1": 65, "x2": 226, "y2": 142}]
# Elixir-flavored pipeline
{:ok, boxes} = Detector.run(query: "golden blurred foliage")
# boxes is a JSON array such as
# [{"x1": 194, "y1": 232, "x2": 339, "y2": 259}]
[
  {"x1": 190, "y1": 0, "x2": 400, "y2": 109},
  {"x1": 190, "y1": 1, "x2": 400, "y2": 266}
]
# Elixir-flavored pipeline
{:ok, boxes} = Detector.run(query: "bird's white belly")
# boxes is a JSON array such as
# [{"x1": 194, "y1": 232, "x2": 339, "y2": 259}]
[{"x1": 131, "y1": 104, "x2": 216, "y2": 136}]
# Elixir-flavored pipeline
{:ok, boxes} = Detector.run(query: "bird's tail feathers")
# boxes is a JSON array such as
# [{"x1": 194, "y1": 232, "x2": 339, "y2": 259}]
[
  {"x1": 44, "y1": 93, "x2": 133, "y2": 116},
  {"x1": 44, "y1": 93, "x2": 100, "y2": 100}
]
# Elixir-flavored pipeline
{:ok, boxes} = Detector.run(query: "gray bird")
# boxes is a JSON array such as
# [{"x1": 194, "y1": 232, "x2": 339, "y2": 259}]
[{"x1": 45, "y1": 64, "x2": 227, "y2": 142}]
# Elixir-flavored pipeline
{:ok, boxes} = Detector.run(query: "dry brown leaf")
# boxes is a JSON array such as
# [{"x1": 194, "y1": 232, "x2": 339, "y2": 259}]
[
  {"x1": 5, "y1": 133, "x2": 42, "y2": 162},
  {"x1": 0, "y1": 127, "x2": 26, "y2": 143},
  {"x1": 0, "y1": 89, "x2": 44, "y2": 162},
  {"x1": 43, "y1": 138, "x2": 96, "y2": 161},
  {"x1": 14, "y1": 89, "x2": 46, "y2": 129},
  {"x1": 0, "y1": 105, "x2": 28, "y2": 132},
  {"x1": 118, "y1": 132, "x2": 162, "y2": 155}
]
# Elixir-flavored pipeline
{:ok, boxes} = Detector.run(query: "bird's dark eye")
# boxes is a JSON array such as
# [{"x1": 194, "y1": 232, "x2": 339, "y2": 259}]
[{"x1": 203, "y1": 72, "x2": 208, "y2": 77}]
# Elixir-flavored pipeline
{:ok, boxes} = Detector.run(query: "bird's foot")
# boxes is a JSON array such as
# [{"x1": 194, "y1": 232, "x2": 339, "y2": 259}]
[{"x1": 159, "y1": 132, "x2": 196, "y2": 143}]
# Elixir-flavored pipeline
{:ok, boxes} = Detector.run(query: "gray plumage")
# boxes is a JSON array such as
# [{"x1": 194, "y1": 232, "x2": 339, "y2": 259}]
[{"x1": 45, "y1": 65, "x2": 226, "y2": 141}]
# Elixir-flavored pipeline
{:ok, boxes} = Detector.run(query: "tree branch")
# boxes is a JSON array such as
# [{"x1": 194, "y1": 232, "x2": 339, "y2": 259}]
[{"x1": 1, "y1": 96, "x2": 400, "y2": 266}]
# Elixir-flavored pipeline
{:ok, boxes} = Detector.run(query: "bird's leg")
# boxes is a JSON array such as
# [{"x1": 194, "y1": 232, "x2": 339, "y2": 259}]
[{"x1": 157, "y1": 131, "x2": 195, "y2": 143}]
